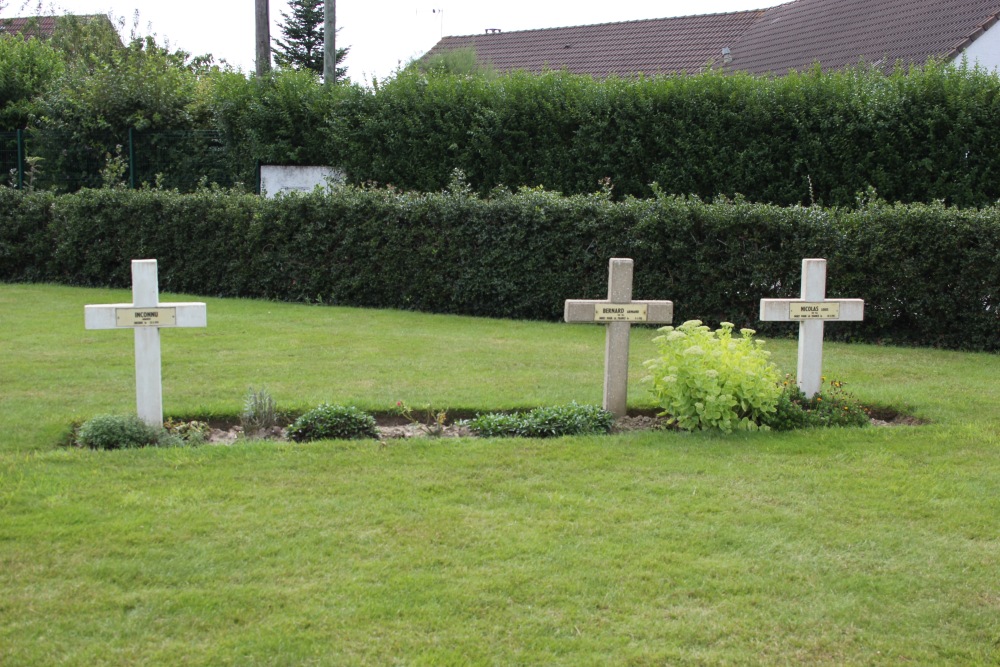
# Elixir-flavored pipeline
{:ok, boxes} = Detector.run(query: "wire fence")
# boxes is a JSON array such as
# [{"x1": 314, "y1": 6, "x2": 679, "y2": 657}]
[
  {"x1": 2, "y1": 129, "x2": 241, "y2": 193},
  {"x1": 1, "y1": 131, "x2": 23, "y2": 189}
]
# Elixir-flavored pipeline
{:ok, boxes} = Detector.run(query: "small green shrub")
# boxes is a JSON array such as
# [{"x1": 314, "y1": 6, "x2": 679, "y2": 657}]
[
  {"x1": 761, "y1": 377, "x2": 870, "y2": 430},
  {"x1": 802, "y1": 379, "x2": 871, "y2": 428},
  {"x1": 643, "y1": 320, "x2": 782, "y2": 433},
  {"x1": 761, "y1": 384, "x2": 813, "y2": 431},
  {"x1": 241, "y1": 386, "x2": 278, "y2": 433},
  {"x1": 76, "y1": 414, "x2": 165, "y2": 449},
  {"x1": 464, "y1": 403, "x2": 615, "y2": 438},
  {"x1": 163, "y1": 418, "x2": 211, "y2": 445},
  {"x1": 286, "y1": 404, "x2": 379, "y2": 442},
  {"x1": 465, "y1": 412, "x2": 523, "y2": 438}
]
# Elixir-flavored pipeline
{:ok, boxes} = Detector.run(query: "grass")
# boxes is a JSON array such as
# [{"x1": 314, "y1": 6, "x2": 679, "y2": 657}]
[{"x1": 1, "y1": 283, "x2": 999, "y2": 665}]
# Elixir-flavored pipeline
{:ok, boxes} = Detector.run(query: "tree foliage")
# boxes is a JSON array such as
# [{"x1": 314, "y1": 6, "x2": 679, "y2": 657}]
[
  {"x1": 47, "y1": 13, "x2": 124, "y2": 68},
  {"x1": 272, "y1": 0, "x2": 347, "y2": 78},
  {"x1": 415, "y1": 46, "x2": 495, "y2": 78},
  {"x1": 32, "y1": 35, "x2": 212, "y2": 189},
  {"x1": 0, "y1": 35, "x2": 63, "y2": 130}
]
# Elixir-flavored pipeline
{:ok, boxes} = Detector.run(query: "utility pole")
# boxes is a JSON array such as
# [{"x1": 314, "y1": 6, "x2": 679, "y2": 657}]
[
  {"x1": 323, "y1": 0, "x2": 336, "y2": 83},
  {"x1": 256, "y1": 0, "x2": 271, "y2": 77}
]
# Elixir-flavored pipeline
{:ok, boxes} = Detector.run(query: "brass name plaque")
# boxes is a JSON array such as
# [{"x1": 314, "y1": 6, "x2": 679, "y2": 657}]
[
  {"x1": 115, "y1": 307, "x2": 177, "y2": 327},
  {"x1": 789, "y1": 302, "x2": 841, "y2": 320},
  {"x1": 595, "y1": 304, "x2": 648, "y2": 322}
]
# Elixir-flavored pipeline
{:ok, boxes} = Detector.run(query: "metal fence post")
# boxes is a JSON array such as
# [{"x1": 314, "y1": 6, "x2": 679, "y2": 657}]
[
  {"x1": 16, "y1": 129, "x2": 24, "y2": 190},
  {"x1": 128, "y1": 127, "x2": 136, "y2": 189}
]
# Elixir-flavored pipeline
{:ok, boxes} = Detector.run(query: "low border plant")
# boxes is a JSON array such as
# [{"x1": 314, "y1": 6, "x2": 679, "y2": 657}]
[
  {"x1": 75, "y1": 414, "x2": 166, "y2": 450},
  {"x1": 241, "y1": 386, "x2": 279, "y2": 435},
  {"x1": 286, "y1": 404, "x2": 379, "y2": 442},
  {"x1": 163, "y1": 419, "x2": 212, "y2": 445},
  {"x1": 464, "y1": 403, "x2": 615, "y2": 438},
  {"x1": 762, "y1": 377, "x2": 870, "y2": 430},
  {"x1": 394, "y1": 400, "x2": 448, "y2": 437}
]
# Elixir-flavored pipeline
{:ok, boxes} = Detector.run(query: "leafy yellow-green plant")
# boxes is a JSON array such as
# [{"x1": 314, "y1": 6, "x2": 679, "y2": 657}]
[{"x1": 643, "y1": 320, "x2": 781, "y2": 432}]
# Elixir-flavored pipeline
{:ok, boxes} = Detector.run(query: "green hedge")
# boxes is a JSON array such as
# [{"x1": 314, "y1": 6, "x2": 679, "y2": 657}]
[
  {"x1": 210, "y1": 62, "x2": 1000, "y2": 207},
  {"x1": 1, "y1": 185, "x2": 998, "y2": 350},
  {"x1": 13, "y1": 59, "x2": 1000, "y2": 205}
]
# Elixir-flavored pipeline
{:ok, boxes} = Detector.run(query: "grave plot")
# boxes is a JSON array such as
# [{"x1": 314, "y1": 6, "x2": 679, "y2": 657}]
[
  {"x1": 564, "y1": 258, "x2": 672, "y2": 417},
  {"x1": 760, "y1": 258, "x2": 864, "y2": 397},
  {"x1": 85, "y1": 259, "x2": 207, "y2": 425}
]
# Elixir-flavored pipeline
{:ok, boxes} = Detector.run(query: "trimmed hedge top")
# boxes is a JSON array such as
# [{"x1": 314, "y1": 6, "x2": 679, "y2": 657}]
[
  {"x1": 213, "y1": 62, "x2": 1000, "y2": 207},
  {"x1": 1, "y1": 183, "x2": 998, "y2": 351}
]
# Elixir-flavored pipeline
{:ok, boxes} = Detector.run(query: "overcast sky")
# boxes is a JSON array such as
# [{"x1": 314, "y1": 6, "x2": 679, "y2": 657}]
[{"x1": 2, "y1": 0, "x2": 788, "y2": 81}]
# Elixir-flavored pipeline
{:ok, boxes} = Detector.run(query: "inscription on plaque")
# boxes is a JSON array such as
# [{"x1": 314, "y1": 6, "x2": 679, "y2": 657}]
[
  {"x1": 595, "y1": 304, "x2": 648, "y2": 322},
  {"x1": 789, "y1": 302, "x2": 840, "y2": 320},
  {"x1": 115, "y1": 307, "x2": 177, "y2": 328}
]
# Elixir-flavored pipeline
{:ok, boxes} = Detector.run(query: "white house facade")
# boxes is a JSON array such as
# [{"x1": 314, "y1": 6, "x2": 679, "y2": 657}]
[{"x1": 960, "y1": 21, "x2": 1000, "y2": 70}]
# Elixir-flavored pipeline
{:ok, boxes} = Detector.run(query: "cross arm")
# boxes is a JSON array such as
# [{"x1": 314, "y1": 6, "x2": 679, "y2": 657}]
[
  {"x1": 85, "y1": 302, "x2": 208, "y2": 330},
  {"x1": 564, "y1": 299, "x2": 673, "y2": 324},
  {"x1": 759, "y1": 299, "x2": 864, "y2": 322}
]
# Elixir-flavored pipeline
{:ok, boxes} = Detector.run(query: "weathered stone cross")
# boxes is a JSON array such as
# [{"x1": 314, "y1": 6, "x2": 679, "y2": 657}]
[
  {"x1": 565, "y1": 258, "x2": 673, "y2": 417},
  {"x1": 85, "y1": 259, "x2": 207, "y2": 426},
  {"x1": 759, "y1": 258, "x2": 864, "y2": 397}
]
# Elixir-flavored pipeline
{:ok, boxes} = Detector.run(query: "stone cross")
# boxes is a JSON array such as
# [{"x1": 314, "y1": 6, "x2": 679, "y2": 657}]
[
  {"x1": 759, "y1": 258, "x2": 864, "y2": 398},
  {"x1": 565, "y1": 258, "x2": 673, "y2": 417},
  {"x1": 85, "y1": 259, "x2": 207, "y2": 426}
]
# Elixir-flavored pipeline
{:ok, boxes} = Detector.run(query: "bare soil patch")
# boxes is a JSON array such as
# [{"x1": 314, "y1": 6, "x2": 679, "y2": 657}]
[{"x1": 203, "y1": 408, "x2": 921, "y2": 445}]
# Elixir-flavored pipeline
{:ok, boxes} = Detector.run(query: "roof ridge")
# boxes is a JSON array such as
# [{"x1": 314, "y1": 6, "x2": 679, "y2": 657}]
[{"x1": 442, "y1": 9, "x2": 770, "y2": 40}]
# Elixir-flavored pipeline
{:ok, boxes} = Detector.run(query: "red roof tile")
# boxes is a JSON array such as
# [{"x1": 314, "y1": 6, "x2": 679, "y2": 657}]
[
  {"x1": 0, "y1": 14, "x2": 115, "y2": 41},
  {"x1": 0, "y1": 15, "x2": 59, "y2": 39},
  {"x1": 422, "y1": 11, "x2": 767, "y2": 77},
  {"x1": 730, "y1": 0, "x2": 1000, "y2": 74},
  {"x1": 421, "y1": 0, "x2": 1000, "y2": 77}
]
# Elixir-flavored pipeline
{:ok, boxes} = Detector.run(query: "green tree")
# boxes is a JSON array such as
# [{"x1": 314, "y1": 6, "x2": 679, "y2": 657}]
[
  {"x1": 0, "y1": 35, "x2": 64, "y2": 130},
  {"x1": 414, "y1": 46, "x2": 496, "y2": 78},
  {"x1": 35, "y1": 35, "x2": 210, "y2": 190},
  {"x1": 48, "y1": 13, "x2": 124, "y2": 67},
  {"x1": 273, "y1": 0, "x2": 348, "y2": 78}
]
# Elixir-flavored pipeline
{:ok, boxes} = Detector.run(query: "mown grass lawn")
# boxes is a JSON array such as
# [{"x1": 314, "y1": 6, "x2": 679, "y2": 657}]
[{"x1": 1, "y1": 283, "x2": 998, "y2": 665}]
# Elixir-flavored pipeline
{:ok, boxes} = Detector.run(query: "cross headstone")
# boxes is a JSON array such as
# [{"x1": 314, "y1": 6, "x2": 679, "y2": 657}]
[
  {"x1": 85, "y1": 259, "x2": 207, "y2": 426},
  {"x1": 759, "y1": 258, "x2": 863, "y2": 398},
  {"x1": 565, "y1": 258, "x2": 673, "y2": 417}
]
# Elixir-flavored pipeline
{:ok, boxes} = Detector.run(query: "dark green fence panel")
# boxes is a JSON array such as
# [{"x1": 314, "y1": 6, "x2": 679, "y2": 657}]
[
  {"x1": 129, "y1": 130, "x2": 237, "y2": 191},
  {"x1": 25, "y1": 129, "x2": 110, "y2": 192},
  {"x1": 3, "y1": 129, "x2": 236, "y2": 193},
  {"x1": 0, "y1": 131, "x2": 21, "y2": 189}
]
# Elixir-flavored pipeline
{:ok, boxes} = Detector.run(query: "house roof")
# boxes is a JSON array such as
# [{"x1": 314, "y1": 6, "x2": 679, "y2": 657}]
[
  {"x1": 421, "y1": 11, "x2": 767, "y2": 77},
  {"x1": 421, "y1": 0, "x2": 1000, "y2": 77},
  {"x1": 730, "y1": 0, "x2": 1000, "y2": 74},
  {"x1": 0, "y1": 15, "x2": 59, "y2": 39},
  {"x1": 0, "y1": 14, "x2": 113, "y2": 41}
]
